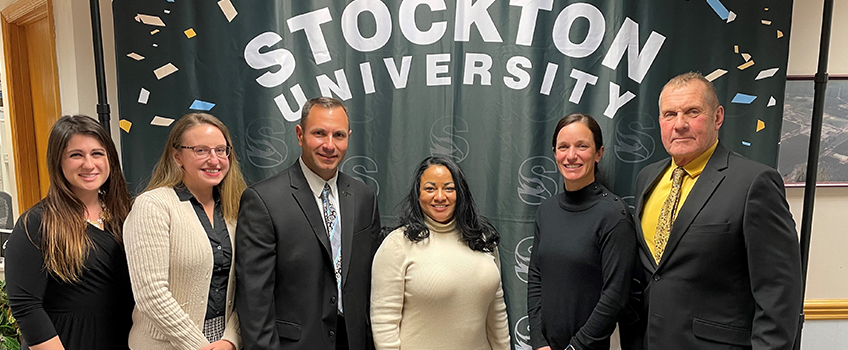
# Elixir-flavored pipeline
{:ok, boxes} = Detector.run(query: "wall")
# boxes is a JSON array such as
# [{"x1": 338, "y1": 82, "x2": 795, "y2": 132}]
[
  {"x1": 0, "y1": 0, "x2": 120, "y2": 217},
  {"x1": 787, "y1": 0, "x2": 848, "y2": 348},
  {"x1": 786, "y1": 0, "x2": 848, "y2": 300}
]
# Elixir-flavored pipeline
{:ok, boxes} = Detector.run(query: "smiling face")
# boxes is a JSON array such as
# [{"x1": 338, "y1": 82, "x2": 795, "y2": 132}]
[
  {"x1": 418, "y1": 165, "x2": 457, "y2": 224},
  {"x1": 659, "y1": 81, "x2": 724, "y2": 166},
  {"x1": 554, "y1": 122, "x2": 604, "y2": 191},
  {"x1": 296, "y1": 106, "x2": 350, "y2": 181},
  {"x1": 62, "y1": 134, "x2": 110, "y2": 199},
  {"x1": 174, "y1": 124, "x2": 230, "y2": 191}
]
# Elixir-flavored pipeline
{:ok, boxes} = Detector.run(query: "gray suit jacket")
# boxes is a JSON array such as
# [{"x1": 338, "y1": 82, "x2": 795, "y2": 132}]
[
  {"x1": 235, "y1": 163, "x2": 381, "y2": 350},
  {"x1": 632, "y1": 142, "x2": 802, "y2": 349}
]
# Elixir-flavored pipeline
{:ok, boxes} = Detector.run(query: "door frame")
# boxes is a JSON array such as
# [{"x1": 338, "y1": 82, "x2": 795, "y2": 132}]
[{"x1": 1, "y1": 0, "x2": 61, "y2": 210}]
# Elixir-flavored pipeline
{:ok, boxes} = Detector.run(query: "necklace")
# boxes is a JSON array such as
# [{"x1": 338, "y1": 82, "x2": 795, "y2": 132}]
[
  {"x1": 87, "y1": 215, "x2": 104, "y2": 229},
  {"x1": 87, "y1": 200, "x2": 107, "y2": 230}
]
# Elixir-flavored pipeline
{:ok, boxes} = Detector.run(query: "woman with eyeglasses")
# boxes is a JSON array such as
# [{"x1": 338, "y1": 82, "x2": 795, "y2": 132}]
[{"x1": 124, "y1": 113, "x2": 247, "y2": 350}]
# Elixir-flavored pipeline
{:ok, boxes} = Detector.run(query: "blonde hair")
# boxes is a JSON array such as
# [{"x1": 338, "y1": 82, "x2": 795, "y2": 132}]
[
  {"x1": 28, "y1": 115, "x2": 131, "y2": 283},
  {"x1": 144, "y1": 113, "x2": 247, "y2": 222}
]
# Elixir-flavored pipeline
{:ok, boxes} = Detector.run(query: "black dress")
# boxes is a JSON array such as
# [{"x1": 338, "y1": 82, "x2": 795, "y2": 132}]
[
  {"x1": 527, "y1": 182, "x2": 637, "y2": 350},
  {"x1": 6, "y1": 204, "x2": 134, "y2": 350}
]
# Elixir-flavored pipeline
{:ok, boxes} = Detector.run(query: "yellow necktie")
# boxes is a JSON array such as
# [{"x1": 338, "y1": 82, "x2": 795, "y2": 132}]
[{"x1": 654, "y1": 167, "x2": 686, "y2": 264}]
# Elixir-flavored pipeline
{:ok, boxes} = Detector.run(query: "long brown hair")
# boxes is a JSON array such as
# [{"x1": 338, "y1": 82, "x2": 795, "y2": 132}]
[
  {"x1": 144, "y1": 113, "x2": 247, "y2": 222},
  {"x1": 25, "y1": 115, "x2": 131, "y2": 283}
]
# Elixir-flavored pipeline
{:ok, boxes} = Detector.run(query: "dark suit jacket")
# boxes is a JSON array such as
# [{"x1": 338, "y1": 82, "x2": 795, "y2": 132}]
[
  {"x1": 235, "y1": 163, "x2": 381, "y2": 350},
  {"x1": 632, "y1": 142, "x2": 802, "y2": 349}
]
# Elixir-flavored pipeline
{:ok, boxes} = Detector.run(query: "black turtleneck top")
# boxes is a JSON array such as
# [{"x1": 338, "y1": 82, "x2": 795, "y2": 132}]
[{"x1": 527, "y1": 182, "x2": 637, "y2": 350}]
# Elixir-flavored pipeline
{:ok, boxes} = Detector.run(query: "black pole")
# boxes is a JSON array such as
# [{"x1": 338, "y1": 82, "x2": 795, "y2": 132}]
[
  {"x1": 89, "y1": 0, "x2": 111, "y2": 134},
  {"x1": 794, "y1": 0, "x2": 834, "y2": 349}
]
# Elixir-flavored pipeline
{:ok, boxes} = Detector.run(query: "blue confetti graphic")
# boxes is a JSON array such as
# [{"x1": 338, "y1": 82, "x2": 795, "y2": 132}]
[
  {"x1": 741, "y1": 141, "x2": 752, "y2": 147},
  {"x1": 731, "y1": 93, "x2": 757, "y2": 104},
  {"x1": 189, "y1": 100, "x2": 215, "y2": 111},
  {"x1": 707, "y1": 0, "x2": 729, "y2": 20}
]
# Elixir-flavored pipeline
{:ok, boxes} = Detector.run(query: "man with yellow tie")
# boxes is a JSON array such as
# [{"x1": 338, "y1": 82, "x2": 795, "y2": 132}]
[{"x1": 632, "y1": 72, "x2": 803, "y2": 349}]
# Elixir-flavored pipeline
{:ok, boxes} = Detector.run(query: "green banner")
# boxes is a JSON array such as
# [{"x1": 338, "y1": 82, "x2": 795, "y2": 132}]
[{"x1": 114, "y1": 1, "x2": 793, "y2": 347}]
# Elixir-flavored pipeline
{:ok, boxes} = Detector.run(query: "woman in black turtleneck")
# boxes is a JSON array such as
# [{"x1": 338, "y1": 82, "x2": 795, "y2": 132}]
[{"x1": 527, "y1": 113, "x2": 638, "y2": 350}]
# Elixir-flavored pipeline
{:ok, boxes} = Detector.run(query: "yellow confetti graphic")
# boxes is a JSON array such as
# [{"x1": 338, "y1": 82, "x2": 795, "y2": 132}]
[
  {"x1": 761, "y1": 20, "x2": 772, "y2": 25},
  {"x1": 738, "y1": 60, "x2": 755, "y2": 70},
  {"x1": 756, "y1": 120, "x2": 765, "y2": 132},
  {"x1": 150, "y1": 29, "x2": 159, "y2": 35},
  {"x1": 184, "y1": 28, "x2": 196, "y2": 38},
  {"x1": 119, "y1": 120, "x2": 132, "y2": 133},
  {"x1": 777, "y1": 30, "x2": 784, "y2": 38},
  {"x1": 734, "y1": 45, "x2": 739, "y2": 54}
]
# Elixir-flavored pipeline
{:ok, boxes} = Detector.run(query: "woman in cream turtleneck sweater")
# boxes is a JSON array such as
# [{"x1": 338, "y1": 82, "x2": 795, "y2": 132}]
[{"x1": 371, "y1": 156, "x2": 511, "y2": 350}]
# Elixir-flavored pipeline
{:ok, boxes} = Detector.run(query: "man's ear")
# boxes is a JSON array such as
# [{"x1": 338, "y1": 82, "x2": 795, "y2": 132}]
[
  {"x1": 714, "y1": 105, "x2": 725, "y2": 130},
  {"x1": 295, "y1": 124, "x2": 304, "y2": 147}
]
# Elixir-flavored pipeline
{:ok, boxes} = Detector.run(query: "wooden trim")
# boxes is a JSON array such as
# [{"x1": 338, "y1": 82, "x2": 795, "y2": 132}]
[
  {"x1": 1, "y1": 0, "x2": 45, "y2": 24},
  {"x1": 804, "y1": 299, "x2": 848, "y2": 320},
  {"x1": 1, "y1": 0, "x2": 60, "y2": 210},
  {"x1": 2, "y1": 5, "x2": 39, "y2": 210}
]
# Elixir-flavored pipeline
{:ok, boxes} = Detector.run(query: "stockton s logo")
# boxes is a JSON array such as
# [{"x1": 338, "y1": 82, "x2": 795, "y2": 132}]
[
  {"x1": 429, "y1": 116, "x2": 469, "y2": 162},
  {"x1": 517, "y1": 156, "x2": 558, "y2": 206},
  {"x1": 514, "y1": 236, "x2": 533, "y2": 283},
  {"x1": 514, "y1": 315, "x2": 532, "y2": 350},
  {"x1": 340, "y1": 156, "x2": 380, "y2": 195},
  {"x1": 614, "y1": 117, "x2": 656, "y2": 164},
  {"x1": 245, "y1": 118, "x2": 288, "y2": 169}
]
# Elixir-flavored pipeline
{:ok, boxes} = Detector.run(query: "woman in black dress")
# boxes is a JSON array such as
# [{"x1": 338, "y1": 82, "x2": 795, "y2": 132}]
[
  {"x1": 527, "y1": 114, "x2": 637, "y2": 350},
  {"x1": 6, "y1": 115, "x2": 134, "y2": 350}
]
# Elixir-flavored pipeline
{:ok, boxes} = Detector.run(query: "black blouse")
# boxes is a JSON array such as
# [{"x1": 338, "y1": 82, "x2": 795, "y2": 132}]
[
  {"x1": 174, "y1": 185, "x2": 231, "y2": 319},
  {"x1": 6, "y1": 204, "x2": 134, "y2": 350}
]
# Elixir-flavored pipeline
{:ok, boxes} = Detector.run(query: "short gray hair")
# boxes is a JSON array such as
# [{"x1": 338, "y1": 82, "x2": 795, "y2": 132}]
[{"x1": 658, "y1": 72, "x2": 720, "y2": 112}]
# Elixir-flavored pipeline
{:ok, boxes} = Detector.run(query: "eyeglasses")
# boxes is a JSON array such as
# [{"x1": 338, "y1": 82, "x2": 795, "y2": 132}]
[{"x1": 179, "y1": 145, "x2": 231, "y2": 158}]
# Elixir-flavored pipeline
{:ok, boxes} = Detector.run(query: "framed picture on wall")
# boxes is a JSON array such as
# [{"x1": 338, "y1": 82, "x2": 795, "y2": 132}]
[{"x1": 778, "y1": 75, "x2": 848, "y2": 187}]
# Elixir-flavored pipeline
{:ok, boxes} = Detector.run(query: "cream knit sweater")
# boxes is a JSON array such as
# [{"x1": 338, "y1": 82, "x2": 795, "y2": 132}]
[
  {"x1": 124, "y1": 187, "x2": 240, "y2": 350},
  {"x1": 370, "y1": 217, "x2": 511, "y2": 350}
]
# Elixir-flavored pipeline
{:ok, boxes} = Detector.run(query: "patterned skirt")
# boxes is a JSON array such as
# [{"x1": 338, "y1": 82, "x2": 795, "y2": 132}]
[{"x1": 202, "y1": 315, "x2": 225, "y2": 342}]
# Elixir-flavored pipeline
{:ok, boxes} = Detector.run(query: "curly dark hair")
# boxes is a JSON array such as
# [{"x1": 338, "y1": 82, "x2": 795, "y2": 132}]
[{"x1": 393, "y1": 156, "x2": 499, "y2": 252}]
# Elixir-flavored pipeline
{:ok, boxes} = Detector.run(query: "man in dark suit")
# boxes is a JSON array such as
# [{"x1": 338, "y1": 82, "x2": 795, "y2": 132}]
[
  {"x1": 236, "y1": 97, "x2": 381, "y2": 350},
  {"x1": 633, "y1": 72, "x2": 803, "y2": 349}
]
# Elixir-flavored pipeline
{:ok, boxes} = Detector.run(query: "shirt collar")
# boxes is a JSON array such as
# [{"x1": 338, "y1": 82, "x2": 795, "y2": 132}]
[
  {"x1": 674, "y1": 140, "x2": 718, "y2": 178},
  {"x1": 174, "y1": 183, "x2": 220, "y2": 203},
  {"x1": 298, "y1": 157, "x2": 339, "y2": 199}
]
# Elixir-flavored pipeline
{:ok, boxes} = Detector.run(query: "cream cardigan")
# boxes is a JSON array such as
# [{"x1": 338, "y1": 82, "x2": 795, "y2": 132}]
[{"x1": 124, "y1": 187, "x2": 240, "y2": 350}]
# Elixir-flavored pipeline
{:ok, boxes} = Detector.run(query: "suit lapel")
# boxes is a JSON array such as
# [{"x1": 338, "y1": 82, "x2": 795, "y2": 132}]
[
  {"x1": 290, "y1": 165, "x2": 333, "y2": 258},
  {"x1": 635, "y1": 159, "x2": 670, "y2": 272},
  {"x1": 657, "y1": 144, "x2": 729, "y2": 269},
  {"x1": 337, "y1": 174, "x2": 355, "y2": 288}
]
